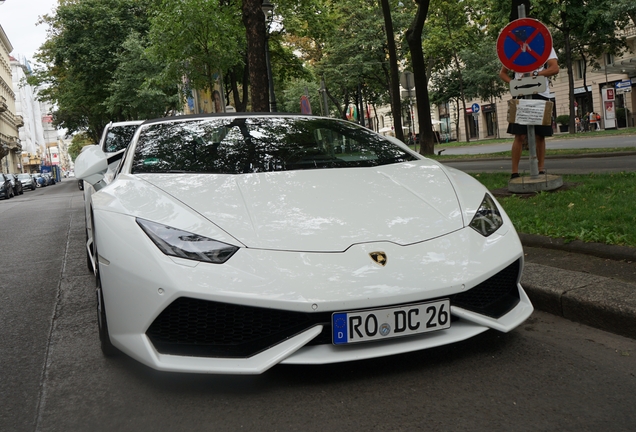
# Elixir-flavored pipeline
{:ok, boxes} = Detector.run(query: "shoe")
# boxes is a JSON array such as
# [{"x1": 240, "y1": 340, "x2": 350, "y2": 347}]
[
  {"x1": 539, "y1": 171, "x2": 545, "y2": 174},
  {"x1": 510, "y1": 173, "x2": 520, "y2": 179}
]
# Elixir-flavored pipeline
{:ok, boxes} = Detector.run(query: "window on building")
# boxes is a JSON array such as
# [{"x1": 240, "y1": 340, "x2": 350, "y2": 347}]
[{"x1": 575, "y1": 60, "x2": 585, "y2": 80}]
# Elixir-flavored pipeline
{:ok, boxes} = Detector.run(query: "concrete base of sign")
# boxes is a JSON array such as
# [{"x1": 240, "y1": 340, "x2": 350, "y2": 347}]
[{"x1": 508, "y1": 173, "x2": 563, "y2": 193}]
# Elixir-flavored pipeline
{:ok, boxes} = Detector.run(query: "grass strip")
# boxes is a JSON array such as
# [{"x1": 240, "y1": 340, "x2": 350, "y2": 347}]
[
  {"x1": 425, "y1": 127, "x2": 636, "y2": 149},
  {"x1": 429, "y1": 147, "x2": 636, "y2": 161},
  {"x1": 472, "y1": 172, "x2": 636, "y2": 247}
]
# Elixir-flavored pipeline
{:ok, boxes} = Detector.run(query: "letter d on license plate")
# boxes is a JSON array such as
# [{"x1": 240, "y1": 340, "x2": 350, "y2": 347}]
[{"x1": 332, "y1": 299, "x2": 450, "y2": 345}]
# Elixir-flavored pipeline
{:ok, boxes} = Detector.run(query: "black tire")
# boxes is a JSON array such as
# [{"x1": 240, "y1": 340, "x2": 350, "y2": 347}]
[
  {"x1": 92, "y1": 212, "x2": 119, "y2": 357},
  {"x1": 96, "y1": 274, "x2": 119, "y2": 357}
]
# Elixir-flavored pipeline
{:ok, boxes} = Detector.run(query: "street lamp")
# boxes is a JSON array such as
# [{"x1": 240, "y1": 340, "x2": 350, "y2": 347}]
[{"x1": 261, "y1": 0, "x2": 277, "y2": 112}]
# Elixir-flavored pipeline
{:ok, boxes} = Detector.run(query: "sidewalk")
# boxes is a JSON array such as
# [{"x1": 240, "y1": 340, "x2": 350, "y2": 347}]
[{"x1": 519, "y1": 235, "x2": 636, "y2": 340}]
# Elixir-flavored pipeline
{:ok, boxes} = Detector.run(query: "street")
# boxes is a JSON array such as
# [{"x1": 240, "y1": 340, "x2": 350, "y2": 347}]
[
  {"x1": 1, "y1": 179, "x2": 635, "y2": 431},
  {"x1": 438, "y1": 134, "x2": 636, "y2": 174}
]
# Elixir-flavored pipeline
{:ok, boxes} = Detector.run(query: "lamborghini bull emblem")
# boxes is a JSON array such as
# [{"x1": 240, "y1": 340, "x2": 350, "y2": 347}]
[{"x1": 369, "y1": 251, "x2": 387, "y2": 267}]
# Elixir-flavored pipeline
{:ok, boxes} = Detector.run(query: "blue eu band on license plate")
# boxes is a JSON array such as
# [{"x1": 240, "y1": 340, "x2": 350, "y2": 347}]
[{"x1": 332, "y1": 299, "x2": 451, "y2": 345}]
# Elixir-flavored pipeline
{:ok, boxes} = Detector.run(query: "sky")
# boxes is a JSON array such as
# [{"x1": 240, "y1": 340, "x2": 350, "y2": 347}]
[{"x1": 0, "y1": 0, "x2": 59, "y2": 64}]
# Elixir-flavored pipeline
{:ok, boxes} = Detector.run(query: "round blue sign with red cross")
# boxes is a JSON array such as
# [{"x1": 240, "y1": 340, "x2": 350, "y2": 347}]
[{"x1": 497, "y1": 18, "x2": 552, "y2": 73}]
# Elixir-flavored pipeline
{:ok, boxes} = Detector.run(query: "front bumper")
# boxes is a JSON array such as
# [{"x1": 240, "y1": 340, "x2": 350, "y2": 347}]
[{"x1": 96, "y1": 211, "x2": 532, "y2": 374}]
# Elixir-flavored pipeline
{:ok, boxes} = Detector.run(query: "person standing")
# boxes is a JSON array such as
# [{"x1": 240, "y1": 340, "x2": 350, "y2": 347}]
[
  {"x1": 499, "y1": 48, "x2": 559, "y2": 179},
  {"x1": 590, "y1": 111, "x2": 598, "y2": 131}
]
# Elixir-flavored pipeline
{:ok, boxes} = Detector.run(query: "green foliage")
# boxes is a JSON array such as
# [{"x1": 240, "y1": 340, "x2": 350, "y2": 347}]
[
  {"x1": 472, "y1": 172, "x2": 636, "y2": 247},
  {"x1": 279, "y1": 79, "x2": 321, "y2": 114},
  {"x1": 67, "y1": 132, "x2": 94, "y2": 161},
  {"x1": 29, "y1": 0, "x2": 153, "y2": 141},
  {"x1": 105, "y1": 32, "x2": 181, "y2": 120},
  {"x1": 556, "y1": 115, "x2": 570, "y2": 126},
  {"x1": 148, "y1": 0, "x2": 244, "y2": 95}
]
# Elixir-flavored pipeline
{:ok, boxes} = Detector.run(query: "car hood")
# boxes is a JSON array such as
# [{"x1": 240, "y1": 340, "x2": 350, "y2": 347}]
[{"x1": 136, "y1": 161, "x2": 464, "y2": 252}]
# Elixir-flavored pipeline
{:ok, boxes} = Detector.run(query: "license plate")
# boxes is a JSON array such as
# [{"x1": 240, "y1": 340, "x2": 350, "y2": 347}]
[{"x1": 332, "y1": 299, "x2": 451, "y2": 345}]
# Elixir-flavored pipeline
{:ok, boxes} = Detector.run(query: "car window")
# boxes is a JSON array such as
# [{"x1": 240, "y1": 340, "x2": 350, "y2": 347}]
[
  {"x1": 131, "y1": 117, "x2": 416, "y2": 174},
  {"x1": 103, "y1": 125, "x2": 139, "y2": 153}
]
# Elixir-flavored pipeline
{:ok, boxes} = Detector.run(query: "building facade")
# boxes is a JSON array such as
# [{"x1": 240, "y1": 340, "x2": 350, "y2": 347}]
[
  {"x1": 0, "y1": 25, "x2": 21, "y2": 173},
  {"x1": 11, "y1": 54, "x2": 47, "y2": 173}
]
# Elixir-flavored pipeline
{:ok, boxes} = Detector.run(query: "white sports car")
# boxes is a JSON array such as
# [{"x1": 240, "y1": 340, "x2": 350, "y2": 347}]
[{"x1": 75, "y1": 114, "x2": 533, "y2": 374}]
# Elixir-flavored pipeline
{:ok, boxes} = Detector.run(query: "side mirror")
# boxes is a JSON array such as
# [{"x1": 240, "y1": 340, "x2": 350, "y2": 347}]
[{"x1": 75, "y1": 145, "x2": 108, "y2": 191}]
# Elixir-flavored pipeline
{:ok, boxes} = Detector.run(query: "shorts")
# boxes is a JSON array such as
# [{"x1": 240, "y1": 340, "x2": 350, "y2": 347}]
[{"x1": 507, "y1": 94, "x2": 554, "y2": 137}]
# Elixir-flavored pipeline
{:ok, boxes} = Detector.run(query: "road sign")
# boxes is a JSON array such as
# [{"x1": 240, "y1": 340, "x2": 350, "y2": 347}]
[
  {"x1": 509, "y1": 75, "x2": 547, "y2": 97},
  {"x1": 471, "y1": 103, "x2": 480, "y2": 113},
  {"x1": 616, "y1": 80, "x2": 632, "y2": 89},
  {"x1": 497, "y1": 18, "x2": 552, "y2": 73},
  {"x1": 400, "y1": 71, "x2": 415, "y2": 90}
]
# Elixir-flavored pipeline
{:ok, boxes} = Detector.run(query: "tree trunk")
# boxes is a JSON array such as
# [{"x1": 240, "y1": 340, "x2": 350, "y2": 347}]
[
  {"x1": 444, "y1": 13, "x2": 470, "y2": 143},
  {"x1": 405, "y1": 0, "x2": 435, "y2": 154},
  {"x1": 562, "y1": 15, "x2": 576, "y2": 134},
  {"x1": 379, "y1": 0, "x2": 404, "y2": 142},
  {"x1": 242, "y1": 0, "x2": 269, "y2": 112}
]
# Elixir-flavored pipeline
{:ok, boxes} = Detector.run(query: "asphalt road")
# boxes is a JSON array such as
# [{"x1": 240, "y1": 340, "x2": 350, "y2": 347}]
[
  {"x1": 1, "y1": 180, "x2": 635, "y2": 431},
  {"x1": 436, "y1": 132, "x2": 636, "y2": 156}
]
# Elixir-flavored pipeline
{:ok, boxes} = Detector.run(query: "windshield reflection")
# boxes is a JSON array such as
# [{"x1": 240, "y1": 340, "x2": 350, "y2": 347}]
[{"x1": 132, "y1": 117, "x2": 416, "y2": 175}]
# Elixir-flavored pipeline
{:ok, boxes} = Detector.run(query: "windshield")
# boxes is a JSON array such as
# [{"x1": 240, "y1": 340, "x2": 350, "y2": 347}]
[
  {"x1": 17, "y1": 174, "x2": 31, "y2": 179},
  {"x1": 131, "y1": 117, "x2": 416, "y2": 175},
  {"x1": 103, "y1": 125, "x2": 139, "y2": 153}
]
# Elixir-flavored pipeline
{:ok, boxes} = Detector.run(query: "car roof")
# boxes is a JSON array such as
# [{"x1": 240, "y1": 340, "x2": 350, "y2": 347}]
[
  {"x1": 139, "y1": 112, "x2": 315, "y2": 127},
  {"x1": 110, "y1": 120, "x2": 145, "y2": 127}
]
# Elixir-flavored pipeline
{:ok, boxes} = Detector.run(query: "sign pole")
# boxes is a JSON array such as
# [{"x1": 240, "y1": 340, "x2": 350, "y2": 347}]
[
  {"x1": 516, "y1": 5, "x2": 540, "y2": 179},
  {"x1": 498, "y1": 6, "x2": 563, "y2": 193}
]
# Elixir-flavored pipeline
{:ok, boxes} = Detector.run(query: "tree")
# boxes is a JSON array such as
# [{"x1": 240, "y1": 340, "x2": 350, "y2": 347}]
[
  {"x1": 537, "y1": 0, "x2": 628, "y2": 133},
  {"x1": 67, "y1": 132, "x2": 93, "y2": 161},
  {"x1": 243, "y1": 0, "x2": 269, "y2": 111},
  {"x1": 148, "y1": 0, "x2": 243, "y2": 107},
  {"x1": 29, "y1": 0, "x2": 152, "y2": 141},
  {"x1": 105, "y1": 32, "x2": 181, "y2": 119},
  {"x1": 380, "y1": 0, "x2": 405, "y2": 142}
]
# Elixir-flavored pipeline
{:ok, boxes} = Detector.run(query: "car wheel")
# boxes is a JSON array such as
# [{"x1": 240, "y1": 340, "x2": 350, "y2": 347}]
[
  {"x1": 96, "y1": 273, "x2": 119, "y2": 357},
  {"x1": 93, "y1": 215, "x2": 119, "y2": 357}
]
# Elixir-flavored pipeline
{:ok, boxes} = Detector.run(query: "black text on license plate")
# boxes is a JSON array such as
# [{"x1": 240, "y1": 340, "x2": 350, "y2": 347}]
[{"x1": 332, "y1": 299, "x2": 451, "y2": 345}]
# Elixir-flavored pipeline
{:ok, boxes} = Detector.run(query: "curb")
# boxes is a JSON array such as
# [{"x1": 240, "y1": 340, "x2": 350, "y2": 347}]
[
  {"x1": 518, "y1": 234, "x2": 636, "y2": 340},
  {"x1": 519, "y1": 233, "x2": 636, "y2": 262}
]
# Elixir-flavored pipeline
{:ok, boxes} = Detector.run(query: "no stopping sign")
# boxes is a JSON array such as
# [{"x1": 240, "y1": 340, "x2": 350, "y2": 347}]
[{"x1": 497, "y1": 18, "x2": 552, "y2": 73}]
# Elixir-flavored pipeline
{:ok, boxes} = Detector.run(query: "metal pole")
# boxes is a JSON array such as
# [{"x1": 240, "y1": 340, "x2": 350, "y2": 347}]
[
  {"x1": 320, "y1": 78, "x2": 329, "y2": 117},
  {"x1": 264, "y1": 33, "x2": 277, "y2": 112},
  {"x1": 518, "y1": 4, "x2": 540, "y2": 178}
]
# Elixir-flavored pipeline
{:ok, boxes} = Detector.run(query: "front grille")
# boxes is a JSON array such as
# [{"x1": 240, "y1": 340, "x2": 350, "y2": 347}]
[
  {"x1": 449, "y1": 259, "x2": 521, "y2": 318},
  {"x1": 146, "y1": 297, "x2": 330, "y2": 358},
  {"x1": 146, "y1": 259, "x2": 521, "y2": 357}
]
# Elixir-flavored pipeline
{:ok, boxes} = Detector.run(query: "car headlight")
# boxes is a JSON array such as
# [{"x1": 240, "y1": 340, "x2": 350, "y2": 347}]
[
  {"x1": 136, "y1": 218, "x2": 238, "y2": 264},
  {"x1": 469, "y1": 193, "x2": 503, "y2": 237}
]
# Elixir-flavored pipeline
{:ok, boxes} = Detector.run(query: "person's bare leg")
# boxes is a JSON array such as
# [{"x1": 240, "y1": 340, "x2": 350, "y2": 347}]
[
  {"x1": 536, "y1": 135, "x2": 546, "y2": 172},
  {"x1": 511, "y1": 134, "x2": 525, "y2": 174}
]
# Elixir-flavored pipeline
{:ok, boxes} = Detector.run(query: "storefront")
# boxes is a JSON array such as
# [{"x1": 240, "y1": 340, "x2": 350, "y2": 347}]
[{"x1": 482, "y1": 104, "x2": 497, "y2": 137}]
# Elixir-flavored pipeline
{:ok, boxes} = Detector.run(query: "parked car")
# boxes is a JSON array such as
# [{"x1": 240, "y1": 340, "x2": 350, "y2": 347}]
[
  {"x1": 76, "y1": 114, "x2": 532, "y2": 373},
  {"x1": 32, "y1": 173, "x2": 46, "y2": 187},
  {"x1": 43, "y1": 173, "x2": 56, "y2": 185},
  {"x1": 5, "y1": 173, "x2": 23, "y2": 196},
  {"x1": 17, "y1": 173, "x2": 37, "y2": 191},
  {"x1": 0, "y1": 173, "x2": 14, "y2": 199},
  {"x1": 82, "y1": 120, "x2": 143, "y2": 273}
]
